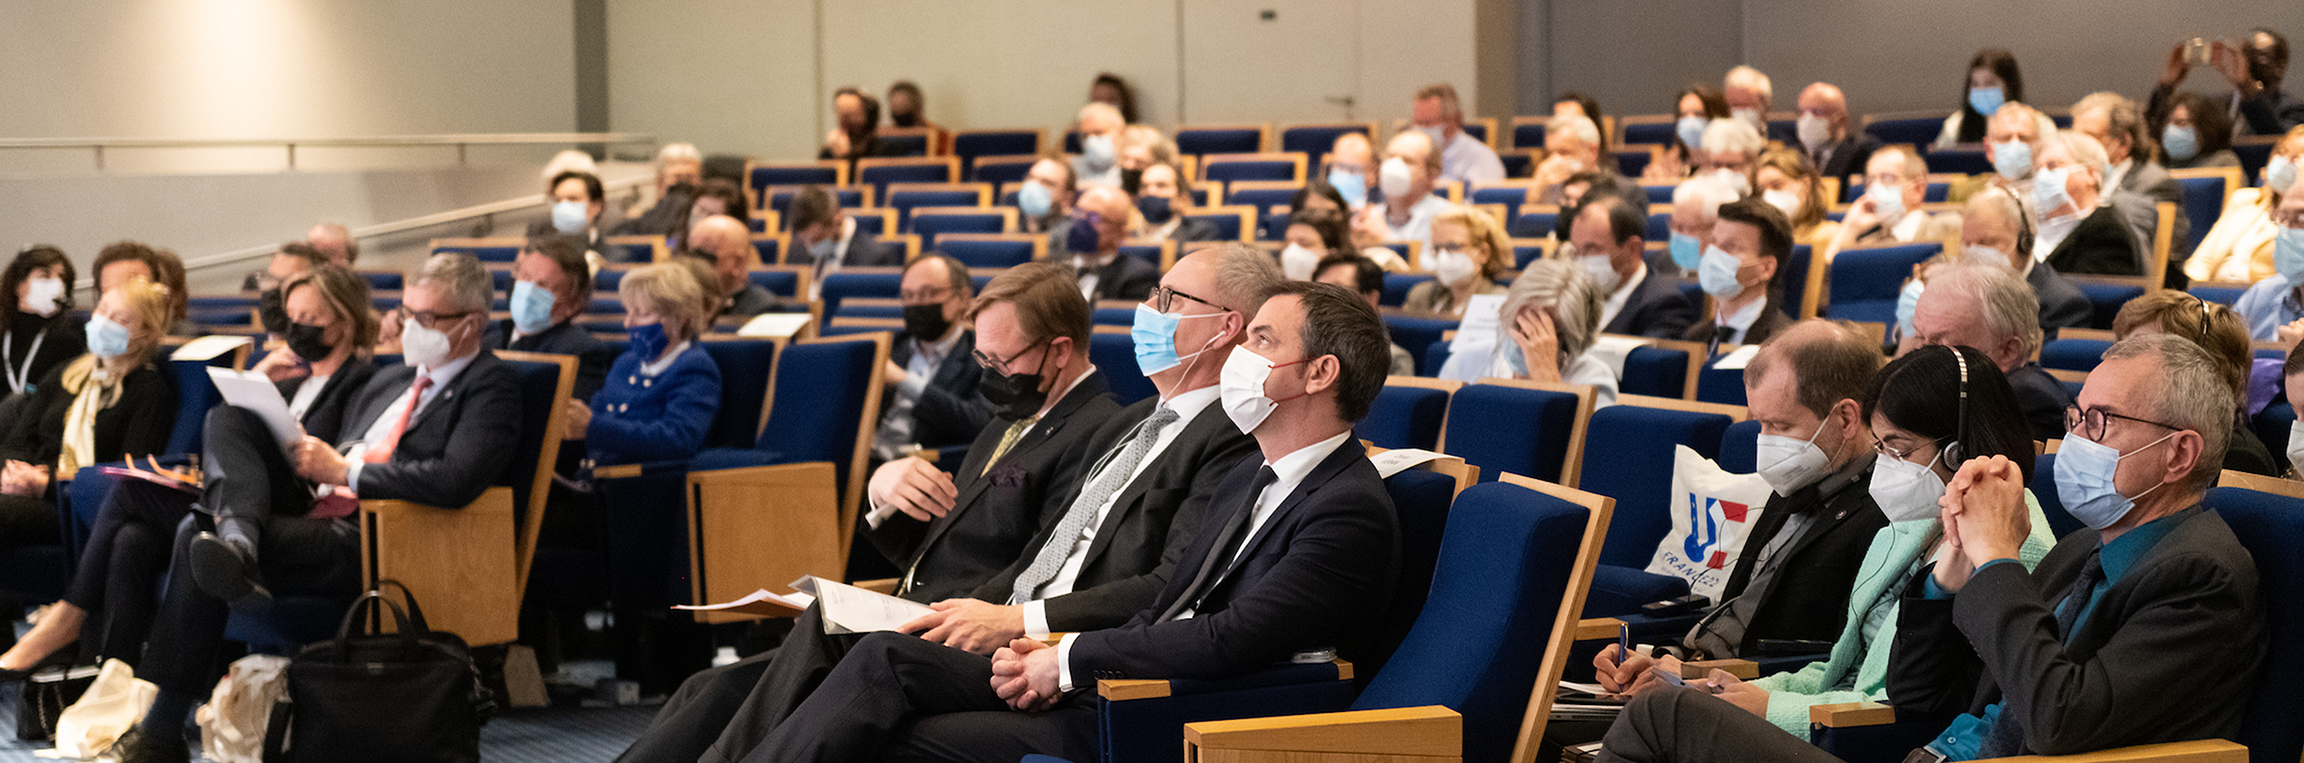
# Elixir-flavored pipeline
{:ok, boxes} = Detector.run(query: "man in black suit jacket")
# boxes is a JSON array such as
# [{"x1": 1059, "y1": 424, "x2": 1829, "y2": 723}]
[
  {"x1": 651, "y1": 247, "x2": 1275, "y2": 763},
  {"x1": 1574, "y1": 195, "x2": 1697, "y2": 339},
  {"x1": 1681, "y1": 198, "x2": 1798, "y2": 352},
  {"x1": 787, "y1": 186, "x2": 903, "y2": 280},
  {"x1": 1911, "y1": 260, "x2": 2074, "y2": 441},
  {"x1": 1961, "y1": 188, "x2": 2094, "y2": 339},
  {"x1": 874, "y1": 255, "x2": 993, "y2": 462},
  {"x1": 1595, "y1": 335, "x2": 2266, "y2": 762},
  {"x1": 2035, "y1": 133, "x2": 2144, "y2": 277},
  {"x1": 483, "y1": 235, "x2": 613, "y2": 400},
  {"x1": 737, "y1": 279, "x2": 1400, "y2": 763},
  {"x1": 120, "y1": 254, "x2": 523, "y2": 763},
  {"x1": 614, "y1": 263, "x2": 1122, "y2": 763},
  {"x1": 1795, "y1": 83, "x2": 1881, "y2": 185},
  {"x1": 1062, "y1": 186, "x2": 1162, "y2": 302}
]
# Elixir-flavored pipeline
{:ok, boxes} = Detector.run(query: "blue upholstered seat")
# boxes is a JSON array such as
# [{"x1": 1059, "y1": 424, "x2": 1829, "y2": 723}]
[
  {"x1": 1087, "y1": 332, "x2": 1156, "y2": 406},
  {"x1": 1619, "y1": 345, "x2": 1690, "y2": 400},
  {"x1": 1357, "y1": 384, "x2": 1451, "y2": 451},
  {"x1": 1576, "y1": 403, "x2": 1734, "y2": 615},
  {"x1": 935, "y1": 237, "x2": 1036, "y2": 269},
  {"x1": 1826, "y1": 242, "x2": 1939, "y2": 325},
  {"x1": 1442, "y1": 383, "x2": 1585, "y2": 485}
]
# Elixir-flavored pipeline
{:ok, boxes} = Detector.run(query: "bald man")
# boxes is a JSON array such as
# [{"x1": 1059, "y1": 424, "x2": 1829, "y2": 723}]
[
  {"x1": 1061, "y1": 186, "x2": 1160, "y2": 302},
  {"x1": 1795, "y1": 83, "x2": 1880, "y2": 183},
  {"x1": 693, "y1": 215, "x2": 798, "y2": 317},
  {"x1": 1353, "y1": 131, "x2": 1450, "y2": 246},
  {"x1": 1325, "y1": 132, "x2": 1377, "y2": 209}
]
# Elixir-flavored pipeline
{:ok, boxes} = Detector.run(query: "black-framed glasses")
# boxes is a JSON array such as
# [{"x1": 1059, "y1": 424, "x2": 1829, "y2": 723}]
[
  {"x1": 1150, "y1": 285, "x2": 1226, "y2": 314},
  {"x1": 2064, "y1": 405, "x2": 2180, "y2": 442},
  {"x1": 405, "y1": 310, "x2": 473, "y2": 329},
  {"x1": 900, "y1": 286, "x2": 954, "y2": 304},
  {"x1": 972, "y1": 338, "x2": 1049, "y2": 374},
  {"x1": 1871, "y1": 433, "x2": 1944, "y2": 462}
]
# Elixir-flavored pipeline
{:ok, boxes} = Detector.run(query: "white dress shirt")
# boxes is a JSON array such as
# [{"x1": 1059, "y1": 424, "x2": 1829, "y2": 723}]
[
  {"x1": 1597, "y1": 263, "x2": 1649, "y2": 329},
  {"x1": 344, "y1": 351, "x2": 478, "y2": 493}
]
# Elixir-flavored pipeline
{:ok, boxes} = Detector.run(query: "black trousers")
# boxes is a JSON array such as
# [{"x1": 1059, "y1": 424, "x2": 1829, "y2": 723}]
[
  {"x1": 62, "y1": 479, "x2": 195, "y2": 665},
  {"x1": 138, "y1": 407, "x2": 362, "y2": 697},
  {"x1": 1596, "y1": 688, "x2": 1846, "y2": 763},
  {"x1": 619, "y1": 604, "x2": 862, "y2": 763},
  {"x1": 740, "y1": 631, "x2": 1096, "y2": 763}
]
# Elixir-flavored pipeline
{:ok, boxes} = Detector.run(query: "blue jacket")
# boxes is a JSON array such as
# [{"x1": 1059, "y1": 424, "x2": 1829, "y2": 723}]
[{"x1": 587, "y1": 342, "x2": 721, "y2": 465}]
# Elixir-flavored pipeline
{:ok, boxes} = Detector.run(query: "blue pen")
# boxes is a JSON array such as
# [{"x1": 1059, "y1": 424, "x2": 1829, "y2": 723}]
[{"x1": 1619, "y1": 623, "x2": 1630, "y2": 663}]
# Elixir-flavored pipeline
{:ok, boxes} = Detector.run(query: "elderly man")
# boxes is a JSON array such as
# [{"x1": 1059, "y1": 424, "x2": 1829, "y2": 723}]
[
  {"x1": 1411, "y1": 83, "x2": 1505, "y2": 184},
  {"x1": 1325, "y1": 131, "x2": 1377, "y2": 209},
  {"x1": 1686, "y1": 198, "x2": 1796, "y2": 349},
  {"x1": 1062, "y1": 186, "x2": 1160, "y2": 302},
  {"x1": 612, "y1": 263, "x2": 1127, "y2": 763},
  {"x1": 874, "y1": 255, "x2": 992, "y2": 463},
  {"x1": 1826, "y1": 146, "x2": 1964, "y2": 259},
  {"x1": 119, "y1": 253, "x2": 522, "y2": 763},
  {"x1": 2228, "y1": 171, "x2": 2304, "y2": 341},
  {"x1": 304, "y1": 222, "x2": 357, "y2": 265},
  {"x1": 1353, "y1": 131, "x2": 1451, "y2": 246},
  {"x1": 1796, "y1": 83, "x2": 1880, "y2": 183},
  {"x1": 1596, "y1": 320, "x2": 1884, "y2": 688},
  {"x1": 619, "y1": 143, "x2": 705, "y2": 230},
  {"x1": 737, "y1": 275, "x2": 1397, "y2": 763},
  {"x1": 2072, "y1": 93, "x2": 2185, "y2": 234},
  {"x1": 1724, "y1": 65, "x2": 1789, "y2": 143},
  {"x1": 2153, "y1": 29, "x2": 2304, "y2": 136},
  {"x1": 1908, "y1": 260, "x2": 2071, "y2": 440},
  {"x1": 1019, "y1": 157, "x2": 1077, "y2": 235},
  {"x1": 2034, "y1": 131, "x2": 2145, "y2": 276},
  {"x1": 1963, "y1": 188, "x2": 2091, "y2": 336},
  {"x1": 1131, "y1": 161, "x2": 1220, "y2": 243},
  {"x1": 688, "y1": 214, "x2": 794, "y2": 317},
  {"x1": 1534, "y1": 114, "x2": 1609, "y2": 205},
  {"x1": 1950, "y1": 100, "x2": 2056, "y2": 205},
  {"x1": 1072, "y1": 102, "x2": 1127, "y2": 190},
  {"x1": 1697, "y1": 118, "x2": 1766, "y2": 196},
  {"x1": 1667, "y1": 175, "x2": 1740, "y2": 276},
  {"x1": 1574, "y1": 194, "x2": 1695, "y2": 338},
  {"x1": 1599, "y1": 334, "x2": 2266, "y2": 763}
]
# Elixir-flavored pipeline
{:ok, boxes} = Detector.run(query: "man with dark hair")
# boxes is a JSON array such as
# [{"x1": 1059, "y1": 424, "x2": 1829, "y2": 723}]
[
  {"x1": 819, "y1": 87, "x2": 906, "y2": 174},
  {"x1": 1130, "y1": 161, "x2": 1220, "y2": 243},
  {"x1": 549, "y1": 169, "x2": 609, "y2": 257},
  {"x1": 484, "y1": 235, "x2": 612, "y2": 402},
  {"x1": 1313, "y1": 253, "x2": 1414, "y2": 375},
  {"x1": 1063, "y1": 186, "x2": 1161, "y2": 302},
  {"x1": 1412, "y1": 83, "x2": 1505, "y2": 184},
  {"x1": 2153, "y1": 28, "x2": 2304, "y2": 136},
  {"x1": 735, "y1": 277, "x2": 1399, "y2": 763},
  {"x1": 874, "y1": 255, "x2": 992, "y2": 462},
  {"x1": 1597, "y1": 320, "x2": 1886, "y2": 691},
  {"x1": 93, "y1": 241, "x2": 189, "y2": 332},
  {"x1": 787, "y1": 185, "x2": 902, "y2": 299},
  {"x1": 1684, "y1": 197, "x2": 1796, "y2": 348},
  {"x1": 1020, "y1": 157, "x2": 1078, "y2": 236},
  {"x1": 886, "y1": 81, "x2": 939, "y2": 132},
  {"x1": 1574, "y1": 195, "x2": 1696, "y2": 339}
]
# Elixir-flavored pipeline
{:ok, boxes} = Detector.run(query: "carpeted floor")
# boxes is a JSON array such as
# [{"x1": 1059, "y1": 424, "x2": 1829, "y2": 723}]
[{"x1": 0, "y1": 691, "x2": 656, "y2": 762}]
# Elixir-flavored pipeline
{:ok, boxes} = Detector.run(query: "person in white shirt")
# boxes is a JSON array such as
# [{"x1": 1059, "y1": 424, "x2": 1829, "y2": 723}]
[
  {"x1": 1352, "y1": 131, "x2": 1452, "y2": 247},
  {"x1": 1410, "y1": 83, "x2": 1505, "y2": 184}
]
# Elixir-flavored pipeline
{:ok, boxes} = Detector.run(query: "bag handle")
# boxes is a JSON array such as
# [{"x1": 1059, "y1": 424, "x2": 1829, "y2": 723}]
[
  {"x1": 327, "y1": 590, "x2": 420, "y2": 661},
  {"x1": 370, "y1": 579, "x2": 432, "y2": 634}
]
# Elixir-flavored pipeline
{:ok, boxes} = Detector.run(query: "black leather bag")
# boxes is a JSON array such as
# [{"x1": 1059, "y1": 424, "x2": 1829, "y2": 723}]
[
  {"x1": 15, "y1": 664, "x2": 98, "y2": 742},
  {"x1": 266, "y1": 581, "x2": 495, "y2": 763}
]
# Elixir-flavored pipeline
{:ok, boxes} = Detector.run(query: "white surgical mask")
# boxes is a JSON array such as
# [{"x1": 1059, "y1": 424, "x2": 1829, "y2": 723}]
[
  {"x1": 1280, "y1": 243, "x2": 1321, "y2": 281},
  {"x1": 1866, "y1": 181, "x2": 1906, "y2": 224},
  {"x1": 1378, "y1": 157, "x2": 1415, "y2": 201},
  {"x1": 1579, "y1": 253, "x2": 1622, "y2": 294},
  {"x1": 1796, "y1": 113, "x2": 1831, "y2": 152},
  {"x1": 1430, "y1": 249, "x2": 1478, "y2": 287},
  {"x1": 2266, "y1": 154, "x2": 2298, "y2": 193},
  {"x1": 400, "y1": 316, "x2": 457, "y2": 370},
  {"x1": 2032, "y1": 164, "x2": 2074, "y2": 214},
  {"x1": 1755, "y1": 422, "x2": 1833, "y2": 496},
  {"x1": 1217, "y1": 346, "x2": 1304, "y2": 434},
  {"x1": 21, "y1": 277, "x2": 64, "y2": 317},
  {"x1": 1868, "y1": 449, "x2": 1949, "y2": 523},
  {"x1": 2286, "y1": 420, "x2": 2304, "y2": 478},
  {"x1": 1707, "y1": 167, "x2": 1751, "y2": 196},
  {"x1": 1762, "y1": 188, "x2": 1802, "y2": 218},
  {"x1": 1731, "y1": 107, "x2": 1764, "y2": 132}
]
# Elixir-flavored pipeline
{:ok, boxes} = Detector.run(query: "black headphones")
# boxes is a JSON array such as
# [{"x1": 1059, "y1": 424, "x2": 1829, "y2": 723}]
[{"x1": 1946, "y1": 345, "x2": 1970, "y2": 465}]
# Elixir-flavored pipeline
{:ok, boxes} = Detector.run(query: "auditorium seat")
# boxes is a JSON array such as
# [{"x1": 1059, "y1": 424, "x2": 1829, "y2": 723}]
[
  {"x1": 949, "y1": 129, "x2": 1042, "y2": 174},
  {"x1": 967, "y1": 154, "x2": 1038, "y2": 186},
  {"x1": 761, "y1": 185, "x2": 873, "y2": 226},
  {"x1": 746, "y1": 161, "x2": 846, "y2": 200},
  {"x1": 882, "y1": 183, "x2": 991, "y2": 229},
  {"x1": 1509, "y1": 207, "x2": 1560, "y2": 238},
  {"x1": 429, "y1": 237, "x2": 525, "y2": 264},
  {"x1": 1173, "y1": 124, "x2": 1269, "y2": 156},
  {"x1": 875, "y1": 127, "x2": 934, "y2": 157},
  {"x1": 926, "y1": 232, "x2": 1038, "y2": 269},
  {"x1": 2171, "y1": 166, "x2": 2240, "y2": 253},
  {"x1": 1617, "y1": 114, "x2": 1675, "y2": 147},
  {"x1": 1511, "y1": 238, "x2": 1551, "y2": 269},
  {"x1": 1117, "y1": 240, "x2": 1177, "y2": 271},
  {"x1": 1860, "y1": 112, "x2": 1945, "y2": 147},
  {"x1": 1441, "y1": 379, "x2": 1594, "y2": 486},
  {"x1": 908, "y1": 206, "x2": 1014, "y2": 248},
  {"x1": 1357, "y1": 376, "x2": 1459, "y2": 451},
  {"x1": 1182, "y1": 206, "x2": 1255, "y2": 242},
  {"x1": 1574, "y1": 395, "x2": 1744, "y2": 616},
  {"x1": 1919, "y1": 145, "x2": 1991, "y2": 176},
  {"x1": 1088, "y1": 330, "x2": 1156, "y2": 406},
  {"x1": 855, "y1": 157, "x2": 960, "y2": 197},
  {"x1": 1613, "y1": 147, "x2": 1655, "y2": 178},
  {"x1": 1218, "y1": 180, "x2": 1303, "y2": 214},
  {"x1": 1825, "y1": 242, "x2": 1939, "y2": 325},
  {"x1": 1198, "y1": 152, "x2": 1306, "y2": 184},
  {"x1": 1276, "y1": 122, "x2": 1374, "y2": 169}
]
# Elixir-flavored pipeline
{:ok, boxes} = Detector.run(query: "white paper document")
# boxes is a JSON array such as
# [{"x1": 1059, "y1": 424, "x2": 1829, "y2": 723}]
[
  {"x1": 1710, "y1": 344, "x2": 1762, "y2": 371},
  {"x1": 792, "y1": 576, "x2": 934, "y2": 634},
  {"x1": 205, "y1": 368, "x2": 304, "y2": 449},
  {"x1": 671, "y1": 588, "x2": 815, "y2": 617},
  {"x1": 1368, "y1": 448, "x2": 1448, "y2": 478},
  {"x1": 737, "y1": 312, "x2": 813, "y2": 338}
]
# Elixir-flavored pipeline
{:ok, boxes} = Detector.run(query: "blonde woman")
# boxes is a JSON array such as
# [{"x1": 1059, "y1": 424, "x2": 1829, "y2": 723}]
[
  {"x1": 0, "y1": 278, "x2": 176, "y2": 541},
  {"x1": 1754, "y1": 148, "x2": 1841, "y2": 249},
  {"x1": 1402, "y1": 205, "x2": 1510, "y2": 318},
  {"x1": 567, "y1": 262, "x2": 722, "y2": 466},
  {"x1": 2183, "y1": 125, "x2": 2304, "y2": 283}
]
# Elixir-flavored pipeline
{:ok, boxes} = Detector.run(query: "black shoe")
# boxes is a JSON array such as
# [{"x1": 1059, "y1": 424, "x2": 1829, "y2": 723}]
[
  {"x1": 110, "y1": 724, "x2": 190, "y2": 763},
  {"x1": 187, "y1": 531, "x2": 273, "y2": 611}
]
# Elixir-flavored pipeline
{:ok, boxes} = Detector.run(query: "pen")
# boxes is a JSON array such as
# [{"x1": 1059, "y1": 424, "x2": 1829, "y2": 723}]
[{"x1": 1619, "y1": 623, "x2": 1630, "y2": 664}]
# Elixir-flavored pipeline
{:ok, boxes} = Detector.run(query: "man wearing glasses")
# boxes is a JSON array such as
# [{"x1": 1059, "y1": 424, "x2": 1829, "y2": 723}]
[
  {"x1": 2229, "y1": 171, "x2": 2304, "y2": 342},
  {"x1": 118, "y1": 253, "x2": 523, "y2": 762},
  {"x1": 873, "y1": 254, "x2": 993, "y2": 463}
]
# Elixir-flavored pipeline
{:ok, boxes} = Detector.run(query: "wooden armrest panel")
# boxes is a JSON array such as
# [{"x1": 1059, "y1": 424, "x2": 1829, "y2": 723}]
[
  {"x1": 1098, "y1": 679, "x2": 1171, "y2": 701},
  {"x1": 686, "y1": 462, "x2": 843, "y2": 624},
  {"x1": 360, "y1": 487, "x2": 518, "y2": 645},
  {"x1": 852, "y1": 578, "x2": 899, "y2": 595},
  {"x1": 1975, "y1": 739, "x2": 2246, "y2": 763},
  {"x1": 1809, "y1": 701, "x2": 1895, "y2": 728},
  {"x1": 1184, "y1": 706, "x2": 1460, "y2": 756},
  {"x1": 1575, "y1": 617, "x2": 1625, "y2": 640},
  {"x1": 1680, "y1": 659, "x2": 1756, "y2": 680},
  {"x1": 592, "y1": 462, "x2": 643, "y2": 479}
]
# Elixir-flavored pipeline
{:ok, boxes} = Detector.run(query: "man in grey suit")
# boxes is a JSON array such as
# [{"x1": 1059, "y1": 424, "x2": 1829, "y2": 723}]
[
  {"x1": 2073, "y1": 92, "x2": 2189, "y2": 285},
  {"x1": 1594, "y1": 334, "x2": 2267, "y2": 762}
]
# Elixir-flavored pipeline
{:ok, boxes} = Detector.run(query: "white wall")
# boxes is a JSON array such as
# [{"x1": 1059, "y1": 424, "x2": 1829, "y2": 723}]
[{"x1": 608, "y1": 0, "x2": 1487, "y2": 162}]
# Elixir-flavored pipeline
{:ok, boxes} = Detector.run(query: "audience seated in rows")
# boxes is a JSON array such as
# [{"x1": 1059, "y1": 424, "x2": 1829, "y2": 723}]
[
  {"x1": 1959, "y1": 187, "x2": 2092, "y2": 336},
  {"x1": 1533, "y1": 114, "x2": 1607, "y2": 205},
  {"x1": 2224, "y1": 171, "x2": 2304, "y2": 341},
  {"x1": 1755, "y1": 147, "x2": 1841, "y2": 250},
  {"x1": 1724, "y1": 65, "x2": 1788, "y2": 144},
  {"x1": 1937, "y1": 49, "x2": 2047, "y2": 148},
  {"x1": 818, "y1": 87, "x2": 907, "y2": 176},
  {"x1": 690, "y1": 214, "x2": 796, "y2": 318},
  {"x1": 1279, "y1": 206, "x2": 1349, "y2": 280},
  {"x1": 1017, "y1": 156, "x2": 1077, "y2": 236},
  {"x1": 1904, "y1": 259, "x2": 2073, "y2": 441},
  {"x1": 0, "y1": 278, "x2": 177, "y2": 553},
  {"x1": 1129, "y1": 160, "x2": 1219, "y2": 243},
  {"x1": 549, "y1": 169, "x2": 609, "y2": 258},
  {"x1": 2072, "y1": 92, "x2": 2189, "y2": 266},
  {"x1": 787, "y1": 185, "x2": 903, "y2": 294},
  {"x1": 1697, "y1": 117, "x2": 1765, "y2": 197},
  {"x1": 1666, "y1": 175, "x2": 1738, "y2": 275},
  {"x1": 92, "y1": 242, "x2": 192, "y2": 336},
  {"x1": 2152, "y1": 91, "x2": 2242, "y2": 171},
  {"x1": 616, "y1": 142, "x2": 705, "y2": 237},
  {"x1": 2154, "y1": 29, "x2": 2304, "y2": 137},
  {"x1": 1324, "y1": 131, "x2": 1376, "y2": 210},
  {"x1": 1643, "y1": 85, "x2": 1730, "y2": 183},
  {"x1": 1070, "y1": 102, "x2": 1127, "y2": 191},
  {"x1": 1355, "y1": 130, "x2": 1451, "y2": 246},
  {"x1": 1826, "y1": 146, "x2": 1961, "y2": 260},
  {"x1": 2035, "y1": 130, "x2": 2149, "y2": 277},
  {"x1": 1794, "y1": 82, "x2": 1880, "y2": 186},
  {"x1": 573, "y1": 262, "x2": 722, "y2": 467},
  {"x1": 1575, "y1": 194, "x2": 1697, "y2": 339}
]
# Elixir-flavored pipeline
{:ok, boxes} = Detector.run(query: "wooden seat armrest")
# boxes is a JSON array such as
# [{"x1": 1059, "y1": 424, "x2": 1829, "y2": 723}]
[
  {"x1": 1972, "y1": 739, "x2": 2246, "y2": 762},
  {"x1": 358, "y1": 496, "x2": 511, "y2": 516},
  {"x1": 592, "y1": 462, "x2": 644, "y2": 479},
  {"x1": 1097, "y1": 679, "x2": 1173, "y2": 701},
  {"x1": 1680, "y1": 658, "x2": 1756, "y2": 680},
  {"x1": 851, "y1": 578, "x2": 898, "y2": 595},
  {"x1": 1183, "y1": 706, "x2": 1461, "y2": 756},
  {"x1": 1809, "y1": 701, "x2": 1896, "y2": 728},
  {"x1": 1575, "y1": 617, "x2": 1624, "y2": 640}
]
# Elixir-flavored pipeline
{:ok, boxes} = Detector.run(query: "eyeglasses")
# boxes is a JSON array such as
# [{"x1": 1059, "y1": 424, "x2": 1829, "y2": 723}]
[
  {"x1": 973, "y1": 338, "x2": 1049, "y2": 374},
  {"x1": 1430, "y1": 242, "x2": 1470, "y2": 255},
  {"x1": 405, "y1": 310, "x2": 473, "y2": 330},
  {"x1": 1871, "y1": 433, "x2": 1943, "y2": 461},
  {"x1": 1150, "y1": 285, "x2": 1227, "y2": 314},
  {"x1": 900, "y1": 286, "x2": 953, "y2": 304},
  {"x1": 2064, "y1": 405, "x2": 2180, "y2": 443}
]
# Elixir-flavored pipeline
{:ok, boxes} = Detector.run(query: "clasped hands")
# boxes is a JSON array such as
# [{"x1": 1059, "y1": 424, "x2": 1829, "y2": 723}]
[
  {"x1": 1590, "y1": 646, "x2": 1767, "y2": 716},
  {"x1": 1932, "y1": 454, "x2": 2030, "y2": 593}
]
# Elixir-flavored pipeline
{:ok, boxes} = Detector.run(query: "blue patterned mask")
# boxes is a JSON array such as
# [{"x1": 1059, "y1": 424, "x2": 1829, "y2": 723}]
[{"x1": 628, "y1": 322, "x2": 670, "y2": 361}]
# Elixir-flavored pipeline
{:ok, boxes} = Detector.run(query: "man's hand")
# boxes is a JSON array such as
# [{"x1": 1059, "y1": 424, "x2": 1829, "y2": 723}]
[
  {"x1": 1708, "y1": 669, "x2": 1769, "y2": 717},
  {"x1": 2275, "y1": 319, "x2": 2304, "y2": 350},
  {"x1": 883, "y1": 360, "x2": 909, "y2": 387},
  {"x1": 1350, "y1": 206, "x2": 1393, "y2": 247},
  {"x1": 1593, "y1": 644, "x2": 1675, "y2": 696},
  {"x1": 823, "y1": 129, "x2": 852, "y2": 158},
  {"x1": 1841, "y1": 197, "x2": 1883, "y2": 236},
  {"x1": 989, "y1": 638, "x2": 1062, "y2": 712},
  {"x1": 902, "y1": 598, "x2": 1025, "y2": 654},
  {"x1": 0, "y1": 460, "x2": 50, "y2": 498},
  {"x1": 294, "y1": 436, "x2": 351, "y2": 486},
  {"x1": 2210, "y1": 41, "x2": 2257, "y2": 93},
  {"x1": 1511, "y1": 308, "x2": 1561, "y2": 383},
  {"x1": 1532, "y1": 154, "x2": 1586, "y2": 190},
  {"x1": 251, "y1": 348, "x2": 311, "y2": 383},
  {"x1": 562, "y1": 399, "x2": 592, "y2": 441},
  {"x1": 1946, "y1": 455, "x2": 2028, "y2": 565},
  {"x1": 868, "y1": 457, "x2": 959, "y2": 522}
]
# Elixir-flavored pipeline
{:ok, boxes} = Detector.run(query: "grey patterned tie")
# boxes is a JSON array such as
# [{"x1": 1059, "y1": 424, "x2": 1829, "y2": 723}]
[{"x1": 1008, "y1": 406, "x2": 1181, "y2": 604}]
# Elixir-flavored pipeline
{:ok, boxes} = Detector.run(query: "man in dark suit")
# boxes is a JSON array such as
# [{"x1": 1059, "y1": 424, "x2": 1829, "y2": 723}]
[
  {"x1": 613, "y1": 262, "x2": 1123, "y2": 763},
  {"x1": 1597, "y1": 320, "x2": 1886, "y2": 690},
  {"x1": 645, "y1": 246, "x2": 1274, "y2": 763},
  {"x1": 1910, "y1": 260, "x2": 2073, "y2": 442},
  {"x1": 2073, "y1": 92, "x2": 2190, "y2": 284},
  {"x1": 1682, "y1": 198, "x2": 1797, "y2": 352},
  {"x1": 118, "y1": 253, "x2": 522, "y2": 763},
  {"x1": 686, "y1": 214, "x2": 801, "y2": 318},
  {"x1": 1962, "y1": 188, "x2": 2092, "y2": 338},
  {"x1": 1795, "y1": 83, "x2": 1881, "y2": 184},
  {"x1": 736, "y1": 278, "x2": 1400, "y2": 763},
  {"x1": 873, "y1": 255, "x2": 992, "y2": 462},
  {"x1": 1596, "y1": 335, "x2": 2266, "y2": 762},
  {"x1": 817, "y1": 87, "x2": 909, "y2": 177},
  {"x1": 1132, "y1": 162, "x2": 1222, "y2": 243},
  {"x1": 2036, "y1": 132, "x2": 2145, "y2": 277},
  {"x1": 787, "y1": 185, "x2": 903, "y2": 300},
  {"x1": 1062, "y1": 186, "x2": 1161, "y2": 302},
  {"x1": 482, "y1": 235, "x2": 613, "y2": 400},
  {"x1": 1574, "y1": 195, "x2": 1696, "y2": 339}
]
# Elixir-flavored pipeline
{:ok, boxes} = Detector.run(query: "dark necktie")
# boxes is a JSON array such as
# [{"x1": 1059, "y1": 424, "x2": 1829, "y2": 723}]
[
  {"x1": 2052, "y1": 550, "x2": 2106, "y2": 641},
  {"x1": 1159, "y1": 466, "x2": 1278, "y2": 622},
  {"x1": 1709, "y1": 325, "x2": 1736, "y2": 356}
]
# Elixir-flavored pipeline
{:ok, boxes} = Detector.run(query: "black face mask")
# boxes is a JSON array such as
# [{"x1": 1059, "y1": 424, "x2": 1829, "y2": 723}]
[
  {"x1": 285, "y1": 322, "x2": 333, "y2": 363},
  {"x1": 1119, "y1": 167, "x2": 1144, "y2": 196},
  {"x1": 891, "y1": 111, "x2": 922, "y2": 129},
  {"x1": 903, "y1": 302, "x2": 952, "y2": 340},
  {"x1": 257, "y1": 288, "x2": 289, "y2": 335},
  {"x1": 978, "y1": 342, "x2": 1053, "y2": 420}
]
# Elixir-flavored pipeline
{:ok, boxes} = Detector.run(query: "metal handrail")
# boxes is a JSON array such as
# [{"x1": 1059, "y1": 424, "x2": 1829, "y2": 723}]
[{"x1": 0, "y1": 132, "x2": 656, "y2": 171}]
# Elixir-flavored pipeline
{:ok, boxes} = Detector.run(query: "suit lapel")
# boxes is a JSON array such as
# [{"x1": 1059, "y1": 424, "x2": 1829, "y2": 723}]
[
  {"x1": 402, "y1": 352, "x2": 494, "y2": 437},
  {"x1": 340, "y1": 365, "x2": 415, "y2": 446},
  {"x1": 1203, "y1": 440, "x2": 1365, "y2": 597},
  {"x1": 922, "y1": 372, "x2": 1106, "y2": 555},
  {"x1": 1077, "y1": 403, "x2": 1218, "y2": 570}
]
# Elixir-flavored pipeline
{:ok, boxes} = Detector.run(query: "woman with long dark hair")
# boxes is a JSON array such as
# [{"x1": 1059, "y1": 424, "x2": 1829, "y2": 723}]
[{"x1": 1936, "y1": 49, "x2": 2026, "y2": 147}]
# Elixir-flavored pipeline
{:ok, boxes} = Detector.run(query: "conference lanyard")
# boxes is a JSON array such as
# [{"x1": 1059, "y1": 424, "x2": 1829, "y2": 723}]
[{"x1": 2, "y1": 326, "x2": 46, "y2": 395}]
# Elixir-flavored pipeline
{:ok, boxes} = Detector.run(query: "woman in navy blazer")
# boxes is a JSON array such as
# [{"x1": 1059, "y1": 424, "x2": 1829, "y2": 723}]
[{"x1": 571, "y1": 262, "x2": 721, "y2": 466}]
